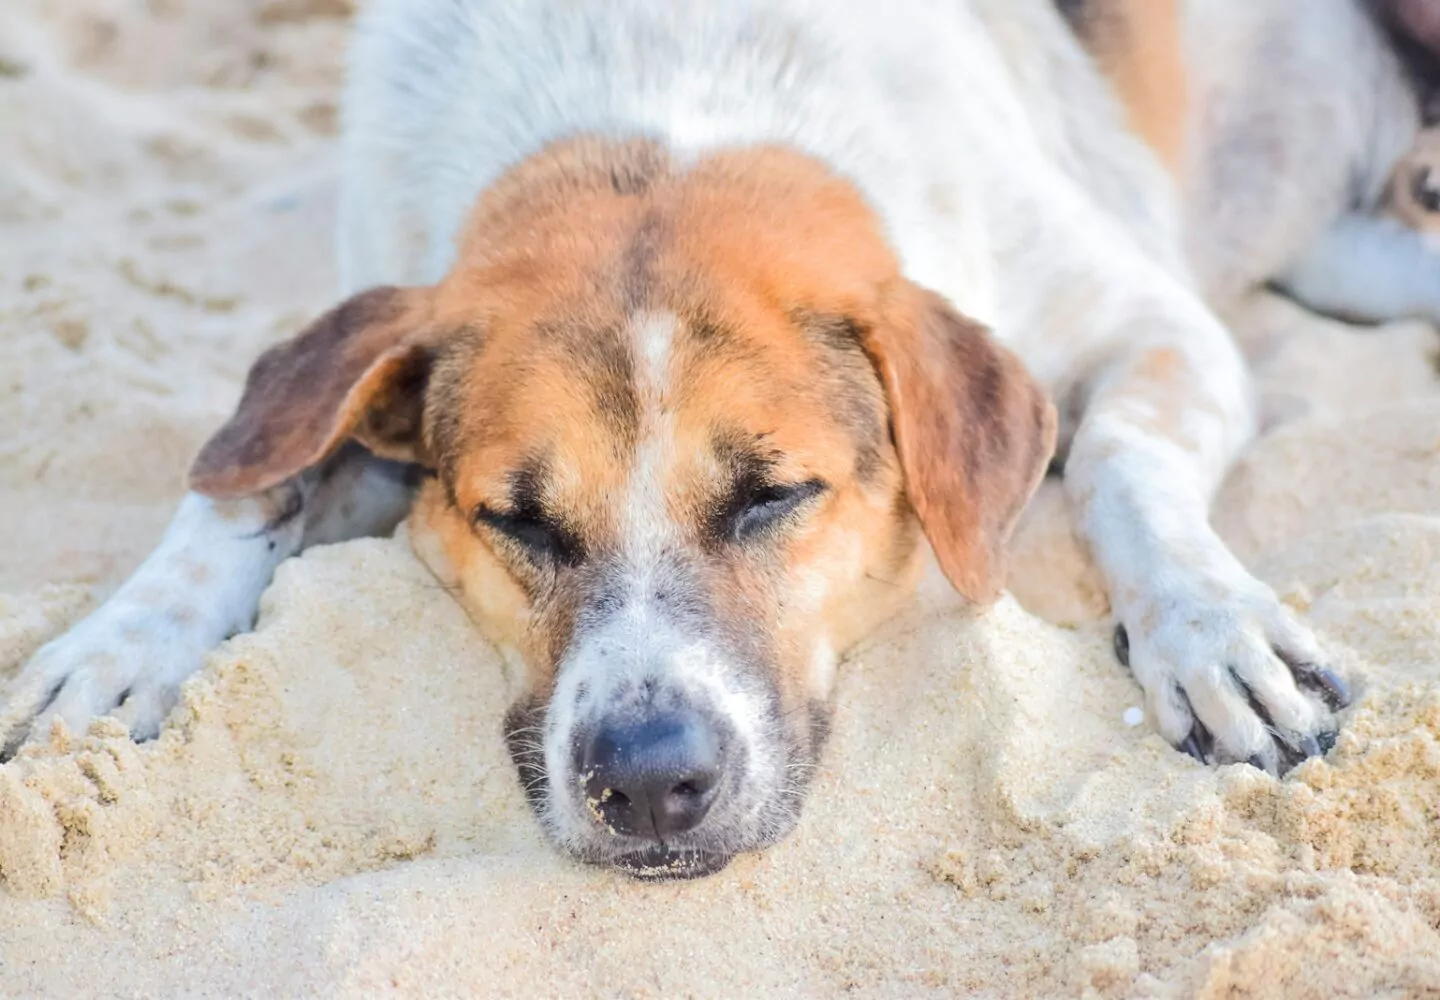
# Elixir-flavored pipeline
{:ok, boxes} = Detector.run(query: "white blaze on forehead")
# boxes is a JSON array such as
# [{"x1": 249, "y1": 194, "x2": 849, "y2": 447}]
[
  {"x1": 633, "y1": 310, "x2": 677, "y2": 399},
  {"x1": 623, "y1": 310, "x2": 682, "y2": 563}
]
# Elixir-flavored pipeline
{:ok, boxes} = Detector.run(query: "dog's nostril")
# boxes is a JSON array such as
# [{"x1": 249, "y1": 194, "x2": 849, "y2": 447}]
[{"x1": 581, "y1": 711, "x2": 724, "y2": 840}]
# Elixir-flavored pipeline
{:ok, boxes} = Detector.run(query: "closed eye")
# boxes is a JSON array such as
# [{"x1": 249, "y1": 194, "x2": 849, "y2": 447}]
[
  {"x1": 472, "y1": 505, "x2": 583, "y2": 567},
  {"x1": 729, "y1": 478, "x2": 828, "y2": 543}
]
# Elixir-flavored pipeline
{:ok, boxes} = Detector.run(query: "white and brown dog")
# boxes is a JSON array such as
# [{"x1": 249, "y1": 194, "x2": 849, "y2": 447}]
[{"x1": 3, "y1": 0, "x2": 1432, "y2": 877}]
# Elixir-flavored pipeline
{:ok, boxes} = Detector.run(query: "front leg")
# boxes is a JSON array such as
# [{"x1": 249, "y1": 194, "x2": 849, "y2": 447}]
[
  {"x1": 0, "y1": 447, "x2": 414, "y2": 752},
  {"x1": 1062, "y1": 296, "x2": 1351, "y2": 774},
  {"x1": 3, "y1": 284, "x2": 444, "y2": 751}
]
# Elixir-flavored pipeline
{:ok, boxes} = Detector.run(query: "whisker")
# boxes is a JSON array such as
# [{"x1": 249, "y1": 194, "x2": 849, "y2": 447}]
[
  {"x1": 777, "y1": 702, "x2": 820, "y2": 722},
  {"x1": 415, "y1": 579, "x2": 467, "y2": 598},
  {"x1": 863, "y1": 571, "x2": 907, "y2": 589}
]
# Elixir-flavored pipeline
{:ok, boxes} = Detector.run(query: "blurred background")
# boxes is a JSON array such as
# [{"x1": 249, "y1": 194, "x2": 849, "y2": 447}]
[{"x1": 1, "y1": 1, "x2": 355, "y2": 603}]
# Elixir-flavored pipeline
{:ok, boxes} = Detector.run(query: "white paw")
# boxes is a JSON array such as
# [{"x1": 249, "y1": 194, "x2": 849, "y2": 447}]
[
  {"x1": 1113, "y1": 575, "x2": 1351, "y2": 775},
  {"x1": 1, "y1": 603, "x2": 212, "y2": 754}
]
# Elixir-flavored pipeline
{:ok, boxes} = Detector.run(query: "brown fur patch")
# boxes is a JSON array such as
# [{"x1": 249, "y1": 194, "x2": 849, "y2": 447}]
[
  {"x1": 1058, "y1": 0, "x2": 1189, "y2": 175},
  {"x1": 793, "y1": 311, "x2": 891, "y2": 483},
  {"x1": 862, "y1": 287, "x2": 1057, "y2": 603}
]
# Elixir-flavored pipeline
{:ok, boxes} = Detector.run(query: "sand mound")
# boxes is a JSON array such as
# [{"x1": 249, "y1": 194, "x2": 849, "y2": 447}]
[{"x1": 2, "y1": 2, "x2": 1438, "y2": 996}]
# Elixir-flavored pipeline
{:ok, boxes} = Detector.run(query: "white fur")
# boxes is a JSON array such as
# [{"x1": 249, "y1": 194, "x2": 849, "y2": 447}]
[
  {"x1": 1277, "y1": 214, "x2": 1440, "y2": 324},
  {"x1": 6, "y1": 0, "x2": 1427, "y2": 773},
  {"x1": 623, "y1": 310, "x2": 680, "y2": 556},
  {"x1": 542, "y1": 608, "x2": 778, "y2": 857},
  {"x1": 2, "y1": 454, "x2": 413, "y2": 750},
  {"x1": 2, "y1": 492, "x2": 295, "y2": 748},
  {"x1": 633, "y1": 311, "x2": 676, "y2": 396}
]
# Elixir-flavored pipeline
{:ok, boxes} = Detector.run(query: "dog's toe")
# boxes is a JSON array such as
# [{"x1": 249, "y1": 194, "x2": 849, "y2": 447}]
[
  {"x1": 2, "y1": 606, "x2": 202, "y2": 754},
  {"x1": 29, "y1": 654, "x2": 134, "y2": 745},
  {"x1": 1120, "y1": 584, "x2": 1350, "y2": 776},
  {"x1": 112, "y1": 684, "x2": 181, "y2": 743}
]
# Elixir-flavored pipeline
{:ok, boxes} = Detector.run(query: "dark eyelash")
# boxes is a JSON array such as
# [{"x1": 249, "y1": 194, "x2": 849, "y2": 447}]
[
  {"x1": 731, "y1": 478, "x2": 827, "y2": 542},
  {"x1": 472, "y1": 505, "x2": 583, "y2": 567}
]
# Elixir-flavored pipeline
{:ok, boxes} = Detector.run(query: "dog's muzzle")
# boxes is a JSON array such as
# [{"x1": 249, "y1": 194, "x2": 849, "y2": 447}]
[{"x1": 575, "y1": 708, "x2": 735, "y2": 879}]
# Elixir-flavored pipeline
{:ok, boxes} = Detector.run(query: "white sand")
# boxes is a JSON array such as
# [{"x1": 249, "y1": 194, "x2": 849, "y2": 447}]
[{"x1": 2, "y1": 3, "x2": 1438, "y2": 996}]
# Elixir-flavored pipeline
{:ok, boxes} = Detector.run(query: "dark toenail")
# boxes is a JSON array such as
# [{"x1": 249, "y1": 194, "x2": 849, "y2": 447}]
[
  {"x1": 1113, "y1": 625, "x2": 1130, "y2": 669},
  {"x1": 1179, "y1": 731, "x2": 1206, "y2": 763},
  {"x1": 1245, "y1": 754, "x2": 1268, "y2": 773},
  {"x1": 1288, "y1": 661, "x2": 1351, "y2": 711},
  {"x1": 1297, "y1": 734, "x2": 1322, "y2": 759},
  {"x1": 1276, "y1": 742, "x2": 1307, "y2": 777},
  {"x1": 1317, "y1": 730, "x2": 1338, "y2": 753},
  {"x1": 1312, "y1": 669, "x2": 1351, "y2": 710}
]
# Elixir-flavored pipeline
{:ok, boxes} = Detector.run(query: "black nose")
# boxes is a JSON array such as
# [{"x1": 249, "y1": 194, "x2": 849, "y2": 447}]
[{"x1": 580, "y1": 713, "x2": 723, "y2": 840}]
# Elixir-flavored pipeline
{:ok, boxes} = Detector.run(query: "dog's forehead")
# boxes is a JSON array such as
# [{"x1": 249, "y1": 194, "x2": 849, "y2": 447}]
[
  {"x1": 433, "y1": 286, "x2": 880, "y2": 513},
  {"x1": 425, "y1": 146, "x2": 905, "y2": 520}
]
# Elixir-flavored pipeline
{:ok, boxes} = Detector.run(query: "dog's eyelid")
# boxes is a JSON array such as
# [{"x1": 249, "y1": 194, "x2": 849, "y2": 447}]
[
  {"x1": 470, "y1": 502, "x2": 509, "y2": 527},
  {"x1": 751, "y1": 477, "x2": 827, "y2": 505},
  {"x1": 471, "y1": 503, "x2": 583, "y2": 566},
  {"x1": 732, "y1": 477, "x2": 828, "y2": 541}
]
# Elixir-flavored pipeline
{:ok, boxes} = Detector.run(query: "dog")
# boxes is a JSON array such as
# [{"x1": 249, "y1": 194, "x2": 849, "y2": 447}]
[{"x1": 3, "y1": 0, "x2": 1428, "y2": 878}]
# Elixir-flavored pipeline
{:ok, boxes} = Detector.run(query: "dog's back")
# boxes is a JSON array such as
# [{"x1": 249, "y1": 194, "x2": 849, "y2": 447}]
[
  {"x1": 1178, "y1": 0, "x2": 1419, "y2": 303},
  {"x1": 338, "y1": 0, "x2": 1187, "y2": 339}
]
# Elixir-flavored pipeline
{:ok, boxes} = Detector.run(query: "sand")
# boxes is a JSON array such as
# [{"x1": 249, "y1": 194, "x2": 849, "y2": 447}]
[{"x1": 2, "y1": 2, "x2": 1439, "y2": 997}]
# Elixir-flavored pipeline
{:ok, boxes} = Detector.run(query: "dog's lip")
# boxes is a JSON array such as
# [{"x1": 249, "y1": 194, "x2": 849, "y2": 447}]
[{"x1": 603, "y1": 844, "x2": 734, "y2": 880}]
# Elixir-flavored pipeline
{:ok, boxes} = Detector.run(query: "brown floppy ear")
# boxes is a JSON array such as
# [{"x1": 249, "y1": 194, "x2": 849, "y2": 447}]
[
  {"x1": 864, "y1": 284, "x2": 1057, "y2": 604},
  {"x1": 189, "y1": 285, "x2": 437, "y2": 500}
]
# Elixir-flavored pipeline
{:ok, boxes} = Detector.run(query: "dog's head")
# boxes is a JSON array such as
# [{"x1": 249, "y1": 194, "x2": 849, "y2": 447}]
[{"x1": 190, "y1": 140, "x2": 1055, "y2": 878}]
